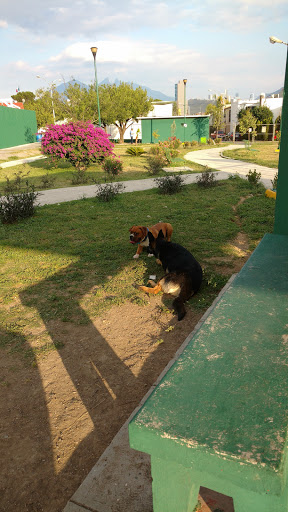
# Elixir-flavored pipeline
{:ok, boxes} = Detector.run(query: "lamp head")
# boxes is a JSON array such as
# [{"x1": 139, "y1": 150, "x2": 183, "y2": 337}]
[
  {"x1": 269, "y1": 36, "x2": 287, "y2": 45},
  {"x1": 183, "y1": 79, "x2": 187, "y2": 84},
  {"x1": 91, "y1": 47, "x2": 98, "y2": 58},
  {"x1": 270, "y1": 36, "x2": 282, "y2": 44}
]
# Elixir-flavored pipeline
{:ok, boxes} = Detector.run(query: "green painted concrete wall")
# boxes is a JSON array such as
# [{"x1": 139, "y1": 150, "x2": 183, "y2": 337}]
[
  {"x1": 0, "y1": 106, "x2": 37, "y2": 149},
  {"x1": 141, "y1": 116, "x2": 209, "y2": 143},
  {"x1": 274, "y1": 47, "x2": 288, "y2": 236}
]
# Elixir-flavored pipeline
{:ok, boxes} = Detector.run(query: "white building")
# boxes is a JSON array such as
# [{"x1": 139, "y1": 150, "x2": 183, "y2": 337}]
[
  {"x1": 226, "y1": 93, "x2": 282, "y2": 134},
  {"x1": 106, "y1": 101, "x2": 173, "y2": 141}
]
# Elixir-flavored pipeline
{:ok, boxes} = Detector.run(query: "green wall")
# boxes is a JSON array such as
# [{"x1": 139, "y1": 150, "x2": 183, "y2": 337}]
[
  {"x1": 0, "y1": 106, "x2": 37, "y2": 149},
  {"x1": 141, "y1": 116, "x2": 209, "y2": 143}
]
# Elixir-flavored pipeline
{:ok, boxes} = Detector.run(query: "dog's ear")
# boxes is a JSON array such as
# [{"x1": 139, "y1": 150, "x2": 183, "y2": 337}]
[
  {"x1": 148, "y1": 231, "x2": 155, "y2": 243},
  {"x1": 158, "y1": 229, "x2": 165, "y2": 239}
]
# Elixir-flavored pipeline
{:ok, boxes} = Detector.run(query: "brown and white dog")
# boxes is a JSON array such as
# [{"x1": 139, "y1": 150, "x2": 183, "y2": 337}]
[{"x1": 129, "y1": 222, "x2": 173, "y2": 259}]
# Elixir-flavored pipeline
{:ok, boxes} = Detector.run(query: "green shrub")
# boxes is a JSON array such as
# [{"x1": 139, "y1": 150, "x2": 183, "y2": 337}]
[
  {"x1": 0, "y1": 172, "x2": 39, "y2": 224},
  {"x1": 190, "y1": 140, "x2": 198, "y2": 147},
  {"x1": 148, "y1": 145, "x2": 161, "y2": 155},
  {"x1": 207, "y1": 138, "x2": 214, "y2": 145},
  {"x1": 246, "y1": 169, "x2": 261, "y2": 186},
  {"x1": 271, "y1": 172, "x2": 278, "y2": 190},
  {"x1": 95, "y1": 182, "x2": 125, "y2": 202},
  {"x1": 145, "y1": 155, "x2": 166, "y2": 175},
  {"x1": 196, "y1": 170, "x2": 217, "y2": 188},
  {"x1": 215, "y1": 138, "x2": 221, "y2": 144},
  {"x1": 183, "y1": 141, "x2": 190, "y2": 148},
  {"x1": 126, "y1": 146, "x2": 145, "y2": 157},
  {"x1": 71, "y1": 169, "x2": 90, "y2": 185},
  {"x1": 155, "y1": 174, "x2": 184, "y2": 194},
  {"x1": 102, "y1": 157, "x2": 123, "y2": 176},
  {"x1": 40, "y1": 173, "x2": 56, "y2": 189}
]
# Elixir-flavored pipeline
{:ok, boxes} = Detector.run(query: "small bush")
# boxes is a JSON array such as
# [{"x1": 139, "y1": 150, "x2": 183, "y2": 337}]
[
  {"x1": 148, "y1": 145, "x2": 161, "y2": 155},
  {"x1": 246, "y1": 169, "x2": 261, "y2": 186},
  {"x1": 196, "y1": 170, "x2": 217, "y2": 188},
  {"x1": 95, "y1": 182, "x2": 125, "y2": 202},
  {"x1": 155, "y1": 174, "x2": 184, "y2": 194},
  {"x1": 190, "y1": 140, "x2": 198, "y2": 147},
  {"x1": 102, "y1": 157, "x2": 123, "y2": 176},
  {"x1": 215, "y1": 138, "x2": 221, "y2": 144},
  {"x1": 271, "y1": 172, "x2": 278, "y2": 190},
  {"x1": 126, "y1": 147, "x2": 145, "y2": 157},
  {"x1": 0, "y1": 172, "x2": 39, "y2": 224},
  {"x1": 207, "y1": 138, "x2": 214, "y2": 145},
  {"x1": 71, "y1": 169, "x2": 90, "y2": 185},
  {"x1": 183, "y1": 141, "x2": 190, "y2": 148},
  {"x1": 145, "y1": 155, "x2": 166, "y2": 175},
  {"x1": 40, "y1": 173, "x2": 56, "y2": 189}
]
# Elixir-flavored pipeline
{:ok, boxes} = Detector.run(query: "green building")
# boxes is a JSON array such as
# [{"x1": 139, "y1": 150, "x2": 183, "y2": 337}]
[
  {"x1": 0, "y1": 106, "x2": 37, "y2": 149},
  {"x1": 140, "y1": 115, "x2": 210, "y2": 144}
]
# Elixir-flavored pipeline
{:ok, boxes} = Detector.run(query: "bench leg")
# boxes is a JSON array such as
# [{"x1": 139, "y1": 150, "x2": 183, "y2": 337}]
[
  {"x1": 151, "y1": 456, "x2": 200, "y2": 512},
  {"x1": 233, "y1": 488, "x2": 288, "y2": 512}
]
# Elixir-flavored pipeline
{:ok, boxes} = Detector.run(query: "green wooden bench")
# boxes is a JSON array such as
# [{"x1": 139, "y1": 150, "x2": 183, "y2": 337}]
[{"x1": 129, "y1": 233, "x2": 288, "y2": 511}]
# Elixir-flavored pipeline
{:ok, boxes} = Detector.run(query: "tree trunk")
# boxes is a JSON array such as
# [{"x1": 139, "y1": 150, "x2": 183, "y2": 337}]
[{"x1": 118, "y1": 125, "x2": 126, "y2": 144}]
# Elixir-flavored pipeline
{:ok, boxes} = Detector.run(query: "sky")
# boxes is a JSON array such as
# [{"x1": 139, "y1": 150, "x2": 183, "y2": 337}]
[{"x1": 0, "y1": 0, "x2": 288, "y2": 101}]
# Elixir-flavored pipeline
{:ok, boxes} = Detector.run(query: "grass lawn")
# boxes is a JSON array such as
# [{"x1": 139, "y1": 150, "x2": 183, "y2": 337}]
[
  {"x1": 0, "y1": 176, "x2": 275, "y2": 363},
  {"x1": 0, "y1": 142, "x2": 228, "y2": 193},
  {"x1": 222, "y1": 141, "x2": 279, "y2": 168}
]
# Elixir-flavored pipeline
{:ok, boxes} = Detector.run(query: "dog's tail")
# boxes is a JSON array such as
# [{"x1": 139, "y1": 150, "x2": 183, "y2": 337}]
[{"x1": 172, "y1": 297, "x2": 187, "y2": 321}]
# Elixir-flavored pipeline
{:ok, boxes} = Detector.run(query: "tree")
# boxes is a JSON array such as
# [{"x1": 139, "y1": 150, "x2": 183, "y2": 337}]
[
  {"x1": 251, "y1": 106, "x2": 273, "y2": 125},
  {"x1": 60, "y1": 82, "x2": 98, "y2": 123},
  {"x1": 205, "y1": 96, "x2": 224, "y2": 136},
  {"x1": 238, "y1": 109, "x2": 257, "y2": 141},
  {"x1": 98, "y1": 82, "x2": 153, "y2": 142},
  {"x1": 11, "y1": 91, "x2": 36, "y2": 109}
]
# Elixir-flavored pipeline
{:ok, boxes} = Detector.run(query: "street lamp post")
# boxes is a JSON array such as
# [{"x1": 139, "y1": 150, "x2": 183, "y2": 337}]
[
  {"x1": 36, "y1": 75, "x2": 61, "y2": 124},
  {"x1": 183, "y1": 79, "x2": 187, "y2": 141},
  {"x1": 90, "y1": 46, "x2": 101, "y2": 127},
  {"x1": 269, "y1": 36, "x2": 288, "y2": 235},
  {"x1": 36, "y1": 75, "x2": 60, "y2": 124}
]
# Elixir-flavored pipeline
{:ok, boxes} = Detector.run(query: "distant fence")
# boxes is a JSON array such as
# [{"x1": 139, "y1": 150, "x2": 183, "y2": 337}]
[{"x1": 0, "y1": 106, "x2": 37, "y2": 149}]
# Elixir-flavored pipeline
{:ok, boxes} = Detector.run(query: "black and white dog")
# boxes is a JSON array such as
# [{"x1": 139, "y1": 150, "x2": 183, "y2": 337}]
[{"x1": 137, "y1": 230, "x2": 203, "y2": 320}]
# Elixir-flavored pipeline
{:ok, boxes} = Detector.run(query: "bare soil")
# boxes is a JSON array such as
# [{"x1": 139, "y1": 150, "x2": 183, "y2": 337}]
[{"x1": 1, "y1": 297, "x2": 206, "y2": 512}]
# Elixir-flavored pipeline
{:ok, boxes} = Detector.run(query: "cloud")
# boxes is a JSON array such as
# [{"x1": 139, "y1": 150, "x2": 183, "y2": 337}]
[{"x1": 2, "y1": 0, "x2": 287, "y2": 38}]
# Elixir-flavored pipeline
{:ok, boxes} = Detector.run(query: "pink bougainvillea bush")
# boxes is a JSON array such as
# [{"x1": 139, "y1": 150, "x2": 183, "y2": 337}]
[{"x1": 41, "y1": 121, "x2": 115, "y2": 171}]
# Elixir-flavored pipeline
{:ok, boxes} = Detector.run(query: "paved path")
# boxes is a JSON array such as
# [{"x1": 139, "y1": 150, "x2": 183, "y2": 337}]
[
  {"x1": 184, "y1": 144, "x2": 276, "y2": 187},
  {"x1": 38, "y1": 144, "x2": 274, "y2": 206}
]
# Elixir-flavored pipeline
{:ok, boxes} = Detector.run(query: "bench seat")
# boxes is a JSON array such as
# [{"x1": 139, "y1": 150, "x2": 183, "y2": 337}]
[{"x1": 129, "y1": 233, "x2": 288, "y2": 511}]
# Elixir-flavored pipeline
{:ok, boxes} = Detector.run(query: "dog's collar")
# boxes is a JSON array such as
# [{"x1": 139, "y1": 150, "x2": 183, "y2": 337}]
[
  {"x1": 141, "y1": 227, "x2": 149, "y2": 243},
  {"x1": 135, "y1": 227, "x2": 149, "y2": 244}
]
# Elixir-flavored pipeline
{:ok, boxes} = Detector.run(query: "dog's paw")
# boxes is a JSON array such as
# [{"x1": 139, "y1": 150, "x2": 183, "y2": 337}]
[
  {"x1": 148, "y1": 253, "x2": 154, "y2": 258},
  {"x1": 133, "y1": 253, "x2": 140, "y2": 259}
]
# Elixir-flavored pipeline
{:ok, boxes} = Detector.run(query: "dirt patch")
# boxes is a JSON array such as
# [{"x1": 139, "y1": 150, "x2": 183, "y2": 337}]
[{"x1": 0, "y1": 295, "x2": 206, "y2": 512}]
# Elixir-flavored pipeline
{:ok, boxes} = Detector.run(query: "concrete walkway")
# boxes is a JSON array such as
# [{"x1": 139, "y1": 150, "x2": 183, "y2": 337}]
[
  {"x1": 184, "y1": 144, "x2": 276, "y2": 187},
  {"x1": 37, "y1": 144, "x2": 274, "y2": 206}
]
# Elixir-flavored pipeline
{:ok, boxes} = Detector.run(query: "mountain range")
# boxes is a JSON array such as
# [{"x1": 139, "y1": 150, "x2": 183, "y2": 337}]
[{"x1": 56, "y1": 78, "x2": 174, "y2": 101}]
